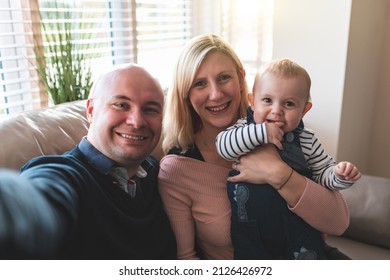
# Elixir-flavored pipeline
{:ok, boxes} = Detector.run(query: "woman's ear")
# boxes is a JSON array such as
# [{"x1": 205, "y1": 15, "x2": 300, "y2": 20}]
[
  {"x1": 238, "y1": 68, "x2": 247, "y2": 92},
  {"x1": 241, "y1": 68, "x2": 246, "y2": 79}
]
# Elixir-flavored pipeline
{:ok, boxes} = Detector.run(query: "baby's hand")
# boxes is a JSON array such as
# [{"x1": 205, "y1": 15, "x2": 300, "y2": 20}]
[
  {"x1": 265, "y1": 122, "x2": 284, "y2": 150},
  {"x1": 335, "y1": 161, "x2": 362, "y2": 181}
]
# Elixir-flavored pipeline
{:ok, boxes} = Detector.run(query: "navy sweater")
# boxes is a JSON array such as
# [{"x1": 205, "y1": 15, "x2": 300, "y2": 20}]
[{"x1": 0, "y1": 146, "x2": 176, "y2": 259}]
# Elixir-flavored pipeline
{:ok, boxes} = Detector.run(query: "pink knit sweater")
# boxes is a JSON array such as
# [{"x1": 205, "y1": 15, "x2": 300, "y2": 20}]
[{"x1": 158, "y1": 155, "x2": 349, "y2": 260}]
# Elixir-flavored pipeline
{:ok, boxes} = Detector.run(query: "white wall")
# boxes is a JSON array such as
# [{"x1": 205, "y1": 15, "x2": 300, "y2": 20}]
[
  {"x1": 272, "y1": 0, "x2": 352, "y2": 158},
  {"x1": 338, "y1": 0, "x2": 389, "y2": 176},
  {"x1": 272, "y1": 0, "x2": 390, "y2": 178}
]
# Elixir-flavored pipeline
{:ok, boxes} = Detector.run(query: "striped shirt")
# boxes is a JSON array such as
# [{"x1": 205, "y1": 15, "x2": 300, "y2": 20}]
[{"x1": 215, "y1": 117, "x2": 354, "y2": 190}]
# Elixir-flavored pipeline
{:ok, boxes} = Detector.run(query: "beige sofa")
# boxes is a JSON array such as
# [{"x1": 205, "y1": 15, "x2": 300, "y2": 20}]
[
  {"x1": 327, "y1": 174, "x2": 390, "y2": 260},
  {"x1": 0, "y1": 100, "x2": 389, "y2": 260}
]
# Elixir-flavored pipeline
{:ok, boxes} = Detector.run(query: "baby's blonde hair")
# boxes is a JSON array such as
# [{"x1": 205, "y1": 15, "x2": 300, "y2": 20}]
[{"x1": 253, "y1": 58, "x2": 311, "y2": 102}]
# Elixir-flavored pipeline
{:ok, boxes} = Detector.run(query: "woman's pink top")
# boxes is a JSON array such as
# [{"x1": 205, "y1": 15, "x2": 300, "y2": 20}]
[{"x1": 158, "y1": 155, "x2": 349, "y2": 260}]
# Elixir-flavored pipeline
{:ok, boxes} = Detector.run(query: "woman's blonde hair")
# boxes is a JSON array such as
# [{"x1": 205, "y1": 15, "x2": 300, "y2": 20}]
[{"x1": 162, "y1": 34, "x2": 248, "y2": 153}]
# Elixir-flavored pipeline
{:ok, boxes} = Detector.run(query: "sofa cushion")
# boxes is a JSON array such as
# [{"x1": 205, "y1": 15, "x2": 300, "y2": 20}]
[
  {"x1": 327, "y1": 235, "x2": 390, "y2": 260},
  {"x1": 340, "y1": 175, "x2": 390, "y2": 249},
  {"x1": 0, "y1": 101, "x2": 89, "y2": 170}
]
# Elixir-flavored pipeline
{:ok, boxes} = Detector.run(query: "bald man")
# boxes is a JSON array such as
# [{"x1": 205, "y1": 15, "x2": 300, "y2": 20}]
[{"x1": 0, "y1": 64, "x2": 176, "y2": 259}]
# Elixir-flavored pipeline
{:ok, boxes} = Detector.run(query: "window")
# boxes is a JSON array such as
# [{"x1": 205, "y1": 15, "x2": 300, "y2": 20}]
[
  {"x1": 135, "y1": 0, "x2": 192, "y2": 89},
  {"x1": 0, "y1": 0, "x2": 42, "y2": 115},
  {"x1": 0, "y1": 0, "x2": 273, "y2": 117},
  {"x1": 220, "y1": 0, "x2": 274, "y2": 86}
]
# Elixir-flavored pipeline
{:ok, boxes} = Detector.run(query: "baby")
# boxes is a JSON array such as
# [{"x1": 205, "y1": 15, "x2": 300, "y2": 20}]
[{"x1": 216, "y1": 58, "x2": 361, "y2": 259}]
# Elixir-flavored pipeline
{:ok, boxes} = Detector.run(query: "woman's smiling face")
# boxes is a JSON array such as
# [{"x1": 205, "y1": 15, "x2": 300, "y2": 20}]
[{"x1": 188, "y1": 52, "x2": 243, "y2": 132}]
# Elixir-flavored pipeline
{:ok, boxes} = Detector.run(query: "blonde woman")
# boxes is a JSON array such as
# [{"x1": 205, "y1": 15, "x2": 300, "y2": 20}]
[{"x1": 158, "y1": 34, "x2": 349, "y2": 260}]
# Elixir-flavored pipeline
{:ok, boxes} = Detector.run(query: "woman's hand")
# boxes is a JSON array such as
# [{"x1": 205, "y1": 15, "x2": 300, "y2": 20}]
[
  {"x1": 227, "y1": 144, "x2": 307, "y2": 207},
  {"x1": 228, "y1": 144, "x2": 288, "y2": 186}
]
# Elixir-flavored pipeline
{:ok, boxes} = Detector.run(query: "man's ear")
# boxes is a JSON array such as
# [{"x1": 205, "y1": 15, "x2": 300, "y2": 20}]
[
  {"x1": 302, "y1": 102, "x2": 312, "y2": 116},
  {"x1": 86, "y1": 98, "x2": 94, "y2": 122},
  {"x1": 247, "y1": 93, "x2": 255, "y2": 107}
]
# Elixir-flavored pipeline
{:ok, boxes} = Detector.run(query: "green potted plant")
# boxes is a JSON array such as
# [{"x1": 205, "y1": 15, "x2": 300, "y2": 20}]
[{"x1": 33, "y1": 0, "x2": 98, "y2": 105}]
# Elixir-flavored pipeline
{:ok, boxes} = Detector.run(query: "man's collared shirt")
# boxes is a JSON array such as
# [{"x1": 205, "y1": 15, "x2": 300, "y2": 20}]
[{"x1": 78, "y1": 137, "x2": 147, "y2": 197}]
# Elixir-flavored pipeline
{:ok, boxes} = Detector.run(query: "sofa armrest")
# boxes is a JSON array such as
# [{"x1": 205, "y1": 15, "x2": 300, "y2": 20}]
[{"x1": 340, "y1": 175, "x2": 390, "y2": 249}]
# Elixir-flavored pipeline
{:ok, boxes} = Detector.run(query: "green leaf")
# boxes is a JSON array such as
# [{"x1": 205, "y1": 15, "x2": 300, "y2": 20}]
[{"x1": 32, "y1": 0, "x2": 105, "y2": 104}]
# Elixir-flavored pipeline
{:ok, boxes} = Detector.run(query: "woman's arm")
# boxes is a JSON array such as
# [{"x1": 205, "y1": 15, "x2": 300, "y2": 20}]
[{"x1": 227, "y1": 144, "x2": 349, "y2": 235}]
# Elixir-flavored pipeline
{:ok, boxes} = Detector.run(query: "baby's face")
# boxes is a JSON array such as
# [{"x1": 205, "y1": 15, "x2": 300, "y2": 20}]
[{"x1": 252, "y1": 73, "x2": 311, "y2": 133}]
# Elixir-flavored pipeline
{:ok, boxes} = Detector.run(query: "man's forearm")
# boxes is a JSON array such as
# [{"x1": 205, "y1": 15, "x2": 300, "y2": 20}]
[{"x1": 0, "y1": 169, "x2": 77, "y2": 259}]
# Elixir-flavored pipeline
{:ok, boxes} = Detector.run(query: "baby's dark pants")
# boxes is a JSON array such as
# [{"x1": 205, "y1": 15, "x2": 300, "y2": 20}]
[{"x1": 227, "y1": 130, "x2": 326, "y2": 260}]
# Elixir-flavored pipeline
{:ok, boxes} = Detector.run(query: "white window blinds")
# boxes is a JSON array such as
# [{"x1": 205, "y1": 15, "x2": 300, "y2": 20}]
[
  {"x1": 221, "y1": 0, "x2": 274, "y2": 86},
  {"x1": 0, "y1": 0, "x2": 43, "y2": 115},
  {"x1": 0, "y1": 0, "x2": 192, "y2": 116},
  {"x1": 0, "y1": 0, "x2": 272, "y2": 117},
  {"x1": 135, "y1": 0, "x2": 192, "y2": 88}
]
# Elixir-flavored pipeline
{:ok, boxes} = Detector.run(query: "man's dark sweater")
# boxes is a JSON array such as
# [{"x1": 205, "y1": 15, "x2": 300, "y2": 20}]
[{"x1": 0, "y1": 138, "x2": 176, "y2": 259}]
